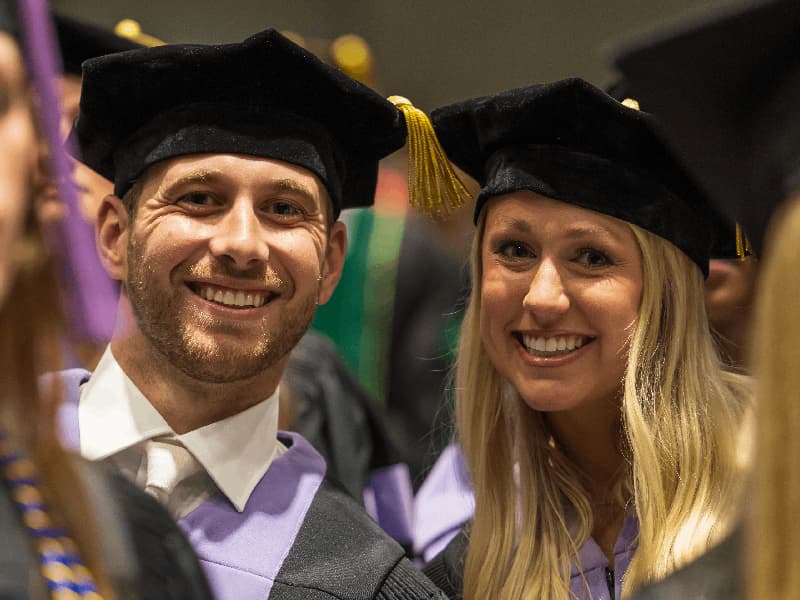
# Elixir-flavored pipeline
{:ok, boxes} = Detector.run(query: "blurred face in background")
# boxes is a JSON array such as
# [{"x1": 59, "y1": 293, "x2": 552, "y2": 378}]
[
  {"x1": 0, "y1": 32, "x2": 38, "y2": 307},
  {"x1": 704, "y1": 257, "x2": 759, "y2": 367},
  {"x1": 59, "y1": 73, "x2": 113, "y2": 223}
]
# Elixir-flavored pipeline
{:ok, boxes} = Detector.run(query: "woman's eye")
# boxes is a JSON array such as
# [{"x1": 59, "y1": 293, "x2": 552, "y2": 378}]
[
  {"x1": 576, "y1": 248, "x2": 612, "y2": 267},
  {"x1": 496, "y1": 241, "x2": 533, "y2": 260}
]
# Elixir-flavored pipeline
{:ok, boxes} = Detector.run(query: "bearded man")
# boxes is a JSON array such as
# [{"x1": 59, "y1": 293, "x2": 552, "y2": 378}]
[{"x1": 57, "y1": 27, "x2": 445, "y2": 600}]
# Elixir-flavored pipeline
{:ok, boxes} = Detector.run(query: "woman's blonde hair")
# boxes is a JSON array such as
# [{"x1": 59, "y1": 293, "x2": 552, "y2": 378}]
[
  {"x1": 747, "y1": 195, "x2": 800, "y2": 599},
  {"x1": 457, "y1": 211, "x2": 752, "y2": 599}
]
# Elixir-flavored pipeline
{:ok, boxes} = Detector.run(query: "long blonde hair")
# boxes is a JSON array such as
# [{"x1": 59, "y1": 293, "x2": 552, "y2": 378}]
[
  {"x1": 747, "y1": 195, "x2": 800, "y2": 599},
  {"x1": 457, "y1": 212, "x2": 752, "y2": 599}
]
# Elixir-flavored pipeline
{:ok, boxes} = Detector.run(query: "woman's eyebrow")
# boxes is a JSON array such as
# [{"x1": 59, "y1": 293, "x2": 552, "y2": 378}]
[{"x1": 561, "y1": 224, "x2": 623, "y2": 242}]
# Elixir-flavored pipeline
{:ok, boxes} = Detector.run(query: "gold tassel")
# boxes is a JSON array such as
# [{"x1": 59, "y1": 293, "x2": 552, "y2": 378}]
[
  {"x1": 735, "y1": 222, "x2": 755, "y2": 259},
  {"x1": 388, "y1": 95, "x2": 470, "y2": 219},
  {"x1": 114, "y1": 19, "x2": 166, "y2": 47}
]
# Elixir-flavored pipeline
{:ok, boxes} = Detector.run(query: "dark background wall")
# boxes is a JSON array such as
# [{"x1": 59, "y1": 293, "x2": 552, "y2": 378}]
[{"x1": 52, "y1": 0, "x2": 721, "y2": 109}]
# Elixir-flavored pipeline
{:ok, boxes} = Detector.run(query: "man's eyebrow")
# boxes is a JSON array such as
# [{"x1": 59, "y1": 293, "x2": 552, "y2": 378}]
[
  {"x1": 163, "y1": 169, "x2": 227, "y2": 190},
  {"x1": 269, "y1": 178, "x2": 317, "y2": 201}
]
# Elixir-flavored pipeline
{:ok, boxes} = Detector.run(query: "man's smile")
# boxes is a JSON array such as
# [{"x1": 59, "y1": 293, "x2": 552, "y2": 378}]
[{"x1": 187, "y1": 282, "x2": 274, "y2": 309}]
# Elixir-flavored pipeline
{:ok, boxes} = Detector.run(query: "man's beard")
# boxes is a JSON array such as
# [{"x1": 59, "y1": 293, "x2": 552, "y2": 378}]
[{"x1": 126, "y1": 235, "x2": 318, "y2": 384}]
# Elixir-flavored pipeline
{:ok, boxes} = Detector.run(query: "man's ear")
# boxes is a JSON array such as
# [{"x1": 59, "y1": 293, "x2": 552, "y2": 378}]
[
  {"x1": 318, "y1": 220, "x2": 347, "y2": 305},
  {"x1": 96, "y1": 194, "x2": 130, "y2": 282}
]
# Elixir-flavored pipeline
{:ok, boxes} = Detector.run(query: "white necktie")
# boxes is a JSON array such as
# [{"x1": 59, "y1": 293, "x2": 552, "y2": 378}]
[{"x1": 143, "y1": 437, "x2": 201, "y2": 513}]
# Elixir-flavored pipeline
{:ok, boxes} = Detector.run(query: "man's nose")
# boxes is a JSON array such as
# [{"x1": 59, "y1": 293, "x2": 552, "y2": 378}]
[{"x1": 208, "y1": 201, "x2": 269, "y2": 270}]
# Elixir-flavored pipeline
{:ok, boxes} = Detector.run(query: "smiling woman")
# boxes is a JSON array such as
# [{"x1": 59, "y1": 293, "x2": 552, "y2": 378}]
[{"x1": 418, "y1": 78, "x2": 753, "y2": 599}]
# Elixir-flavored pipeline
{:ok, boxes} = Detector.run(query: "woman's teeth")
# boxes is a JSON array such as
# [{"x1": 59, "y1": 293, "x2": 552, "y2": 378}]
[{"x1": 520, "y1": 334, "x2": 589, "y2": 356}]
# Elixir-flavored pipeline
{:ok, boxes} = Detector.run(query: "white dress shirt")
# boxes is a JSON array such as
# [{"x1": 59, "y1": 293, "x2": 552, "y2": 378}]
[{"x1": 79, "y1": 346, "x2": 284, "y2": 518}]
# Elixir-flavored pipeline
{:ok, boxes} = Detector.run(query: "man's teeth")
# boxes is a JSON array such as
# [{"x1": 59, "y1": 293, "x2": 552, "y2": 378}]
[
  {"x1": 198, "y1": 286, "x2": 266, "y2": 308},
  {"x1": 521, "y1": 334, "x2": 586, "y2": 354}
]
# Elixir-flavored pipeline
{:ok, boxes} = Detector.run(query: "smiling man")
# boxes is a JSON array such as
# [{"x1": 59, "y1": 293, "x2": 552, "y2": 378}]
[{"x1": 57, "y1": 28, "x2": 444, "y2": 600}]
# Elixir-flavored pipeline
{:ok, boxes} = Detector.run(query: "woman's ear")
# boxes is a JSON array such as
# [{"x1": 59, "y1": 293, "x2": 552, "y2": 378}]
[{"x1": 96, "y1": 194, "x2": 130, "y2": 281}]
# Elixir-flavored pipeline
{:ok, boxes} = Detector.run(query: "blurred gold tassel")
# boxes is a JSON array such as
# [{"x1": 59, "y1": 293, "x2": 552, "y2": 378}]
[
  {"x1": 735, "y1": 222, "x2": 754, "y2": 259},
  {"x1": 621, "y1": 97, "x2": 641, "y2": 111},
  {"x1": 114, "y1": 19, "x2": 165, "y2": 47},
  {"x1": 388, "y1": 95, "x2": 470, "y2": 219}
]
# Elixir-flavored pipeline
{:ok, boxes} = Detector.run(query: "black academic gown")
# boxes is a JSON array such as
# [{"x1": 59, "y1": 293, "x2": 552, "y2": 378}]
[{"x1": 0, "y1": 457, "x2": 212, "y2": 600}]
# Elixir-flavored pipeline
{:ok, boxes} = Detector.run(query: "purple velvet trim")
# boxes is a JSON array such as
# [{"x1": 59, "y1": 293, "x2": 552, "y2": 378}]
[
  {"x1": 55, "y1": 371, "x2": 329, "y2": 599},
  {"x1": 16, "y1": 0, "x2": 117, "y2": 344},
  {"x1": 179, "y1": 431, "x2": 326, "y2": 600},
  {"x1": 413, "y1": 444, "x2": 475, "y2": 562},
  {"x1": 363, "y1": 463, "x2": 414, "y2": 545}
]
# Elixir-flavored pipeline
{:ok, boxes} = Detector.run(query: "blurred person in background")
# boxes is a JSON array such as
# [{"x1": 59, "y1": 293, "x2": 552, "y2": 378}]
[
  {"x1": 615, "y1": 0, "x2": 799, "y2": 598},
  {"x1": 310, "y1": 33, "x2": 468, "y2": 484},
  {"x1": 0, "y1": 2, "x2": 210, "y2": 598}
]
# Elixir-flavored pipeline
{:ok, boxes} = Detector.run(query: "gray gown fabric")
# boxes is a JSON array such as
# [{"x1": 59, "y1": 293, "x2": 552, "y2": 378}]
[{"x1": 632, "y1": 528, "x2": 741, "y2": 600}]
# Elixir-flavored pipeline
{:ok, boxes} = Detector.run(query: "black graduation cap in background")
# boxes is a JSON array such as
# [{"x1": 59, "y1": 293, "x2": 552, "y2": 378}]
[
  {"x1": 432, "y1": 77, "x2": 715, "y2": 274},
  {"x1": 0, "y1": 0, "x2": 17, "y2": 37},
  {"x1": 614, "y1": 0, "x2": 800, "y2": 256},
  {"x1": 54, "y1": 14, "x2": 143, "y2": 75},
  {"x1": 73, "y1": 28, "x2": 413, "y2": 218},
  {"x1": 605, "y1": 78, "x2": 753, "y2": 261}
]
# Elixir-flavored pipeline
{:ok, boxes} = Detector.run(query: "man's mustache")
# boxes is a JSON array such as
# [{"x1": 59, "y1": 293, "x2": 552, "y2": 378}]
[{"x1": 182, "y1": 261, "x2": 290, "y2": 292}]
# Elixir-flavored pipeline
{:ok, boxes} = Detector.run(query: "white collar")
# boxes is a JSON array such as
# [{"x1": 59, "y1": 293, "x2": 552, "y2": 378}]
[{"x1": 79, "y1": 346, "x2": 283, "y2": 512}]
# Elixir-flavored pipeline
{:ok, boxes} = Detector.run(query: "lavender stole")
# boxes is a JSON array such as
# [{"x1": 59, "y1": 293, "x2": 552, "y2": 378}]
[
  {"x1": 56, "y1": 369, "x2": 326, "y2": 600},
  {"x1": 413, "y1": 444, "x2": 475, "y2": 562}
]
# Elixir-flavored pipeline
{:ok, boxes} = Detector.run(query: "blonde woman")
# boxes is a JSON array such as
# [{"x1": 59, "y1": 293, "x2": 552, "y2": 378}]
[{"x1": 419, "y1": 78, "x2": 752, "y2": 599}]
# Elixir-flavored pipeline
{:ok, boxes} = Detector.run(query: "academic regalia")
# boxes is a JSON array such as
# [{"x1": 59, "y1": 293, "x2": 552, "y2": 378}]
[
  {"x1": 614, "y1": 0, "x2": 800, "y2": 254},
  {"x1": 413, "y1": 77, "x2": 729, "y2": 598},
  {"x1": 611, "y1": 2, "x2": 799, "y2": 596},
  {"x1": 415, "y1": 444, "x2": 641, "y2": 599},
  {"x1": 0, "y1": 439, "x2": 213, "y2": 600},
  {"x1": 58, "y1": 369, "x2": 445, "y2": 600},
  {"x1": 631, "y1": 529, "x2": 742, "y2": 600},
  {"x1": 65, "y1": 26, "x2": 458, "y2": 600},
  {"x1": 413, "y1": 444, "x2": 473, "y2": 563},
  {"x1": 423, "y1": 518, "x2": 639, "y2": 600},
  {"x1": 283, "y1": 331, "x2": 416, "y2": 550},
  {"x1": 54, "y1": 13, "x2": 143, "y2": 76},
  {"x1": 311, "y1": 211, "x2": 466, "y2": 484}
]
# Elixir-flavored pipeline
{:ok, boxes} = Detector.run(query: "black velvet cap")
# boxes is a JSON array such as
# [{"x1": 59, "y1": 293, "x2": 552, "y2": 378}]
[
  {"x1": 55, "y1": 14, "x2": 143, "y2": 75},
  {"x1": 614, "y1": 0, "x2": 800, "y2": 256},
  {"x1": 73, "y1": 28, "x2": 407, "y2": 217},
  {"x1": 431, "y1": 77, "x2": 714, "y2": 274}
]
